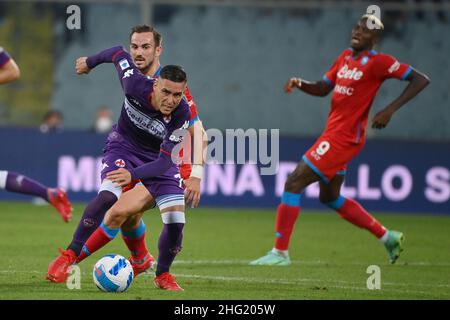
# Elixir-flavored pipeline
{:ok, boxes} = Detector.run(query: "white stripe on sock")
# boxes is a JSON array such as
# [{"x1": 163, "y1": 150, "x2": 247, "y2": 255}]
[{"x1": 161, "y1": 211, "x2": 186, "y2": 224}]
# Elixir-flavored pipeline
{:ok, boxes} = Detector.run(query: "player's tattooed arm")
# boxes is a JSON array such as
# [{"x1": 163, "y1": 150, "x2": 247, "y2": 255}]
[
  {"x1": 284, "y1": 77, "x2": 333, "y2": 97},
  {"x1": 372, "y1": 68, "x2": 430, "y2": 129}
]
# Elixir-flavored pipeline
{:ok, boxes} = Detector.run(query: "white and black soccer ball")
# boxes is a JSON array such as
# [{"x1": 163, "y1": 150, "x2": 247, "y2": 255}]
[{"x1": 93, "y1": 254, "x2": 134, "y2": 293}]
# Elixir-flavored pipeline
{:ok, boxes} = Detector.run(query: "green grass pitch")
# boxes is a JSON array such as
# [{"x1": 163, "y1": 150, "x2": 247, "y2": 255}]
[{"x1": 0, "y1": 201, "x2": 449, "y2": 300}]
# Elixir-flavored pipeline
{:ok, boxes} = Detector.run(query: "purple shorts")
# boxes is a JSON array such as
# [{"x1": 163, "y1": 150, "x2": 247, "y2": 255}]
[{"x1": 101, "y1": 130, "x2": 183, "y2": 199}]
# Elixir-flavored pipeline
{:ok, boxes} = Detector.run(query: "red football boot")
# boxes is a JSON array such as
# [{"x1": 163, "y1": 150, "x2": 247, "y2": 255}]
[
  {"x1": 129, "y1": 253, "x2": 156, "y2": 277},
  {"x1": 46, "y1": 248, "x2": 78, "y2": 283},
  {"x1": 154, "y1": 272, "x2": 184, "y2": 291},
  {"x1": 48, "y1": 188, "x2": 73, "y2": 223}
]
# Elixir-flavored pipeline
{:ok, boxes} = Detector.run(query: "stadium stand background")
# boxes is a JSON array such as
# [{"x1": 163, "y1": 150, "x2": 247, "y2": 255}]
[{"x1": 0, "y1": 1, "x2": 449, "y2": 142}]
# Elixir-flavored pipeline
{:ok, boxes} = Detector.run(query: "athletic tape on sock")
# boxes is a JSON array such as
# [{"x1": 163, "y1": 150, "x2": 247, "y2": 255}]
[{"x1": 161, "y1": 211, "x2": 186, "y2": 224}]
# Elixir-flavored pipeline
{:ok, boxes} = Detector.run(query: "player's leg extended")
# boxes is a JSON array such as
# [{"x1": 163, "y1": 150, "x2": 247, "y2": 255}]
[
  {"x1": 46, "y1": 180, "x2": 121, "y2": 283},
  {"x1": 320, "y1": 176, "x2": 404, "y2": 264},
  {"x1": 249, "y1": 161, "x2": 321, "y2": 266},
  {"x1": 77, "y1": 185, "x2": 152, "y2": 263},
  {"x1": 120, "y1": 191, "x2": 157, "y2": 275},
  {"x1": 154, "y1": 199, "x2": 185, "y2": 291},
  {"x1": 0, "y1": 170, "x2": 72, "y2": 222},
  {"x1": 69, "y1": 180, "x2": 123, "y2": 255}
]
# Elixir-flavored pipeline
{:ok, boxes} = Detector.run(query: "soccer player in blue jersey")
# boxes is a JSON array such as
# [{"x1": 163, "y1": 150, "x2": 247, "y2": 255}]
[{"x1": 0, "y1": 47, "x2": 73, "y2": 222}]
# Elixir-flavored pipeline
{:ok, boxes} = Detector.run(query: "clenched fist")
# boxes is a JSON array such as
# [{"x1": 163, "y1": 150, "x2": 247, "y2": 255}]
[{"x1": 75, "y1": 57, "x2": 91, "y2": 75}]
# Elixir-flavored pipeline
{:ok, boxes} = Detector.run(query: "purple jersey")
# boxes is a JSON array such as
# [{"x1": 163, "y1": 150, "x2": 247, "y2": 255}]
[
  {"x1": 0, "y1": 47, "x2": 11, "y2": 68},
  {"x1": 86, "y1": 46, "x2": 190, "y2": 181}
]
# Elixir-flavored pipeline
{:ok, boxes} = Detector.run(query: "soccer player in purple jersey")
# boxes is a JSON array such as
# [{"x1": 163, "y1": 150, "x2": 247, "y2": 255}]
[
  {"x1": 47, "y1": 26, "x2": 207, "y2": 284},
  {"x1": 48, "y1": 46, "x2": 191, "y2": 290},
  {"x1": 0, "y1": 47, "x2": 73, "y2": 222}
]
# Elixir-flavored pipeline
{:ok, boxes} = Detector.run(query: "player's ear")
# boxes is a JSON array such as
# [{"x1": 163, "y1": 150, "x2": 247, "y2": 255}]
[{"x1": 155, "y1": 45, "x2": 163, "y2": 58}]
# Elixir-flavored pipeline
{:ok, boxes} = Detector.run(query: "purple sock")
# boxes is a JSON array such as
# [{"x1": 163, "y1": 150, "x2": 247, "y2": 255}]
[
  {"x1": 156, "y1": 223, "x2": 184, "y2": 276},
  {"x1": 68, "y1": 191, "x2": 117, "y2": 256},
  {"x1": 3, "y1": 171, "x2": 49, "y2": 201}
]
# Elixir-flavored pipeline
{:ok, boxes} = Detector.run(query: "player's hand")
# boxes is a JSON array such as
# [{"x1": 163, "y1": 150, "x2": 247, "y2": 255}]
[
  {"x1": 75, "y1": 57, "x2": 91, "y2": 75},
  {"x1": 106, "y1": 168, "x2": 132, "y2": 187},
  {"x1": 284, "y1": 77, "x2": 301, "y2": 93},
  {"x1": 184, "y1": 176, "x2": 201, "y2": 208},
  {"x1": 372, "y1": 109, "x2": 394, "y2": 129}
]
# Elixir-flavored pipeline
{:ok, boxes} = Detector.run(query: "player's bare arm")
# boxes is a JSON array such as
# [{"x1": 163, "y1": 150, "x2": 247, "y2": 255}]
[
  {"x1": 284, "y1": 77, "x2": 333, "y2": 97},
  {"x1": 372, "y1": 68, "x2": 430, "y2": 129},
  {"x1": 0, "y1": 57, "x2": 20, "y2": 84},
  {"x1": 184, "y1": 121, "x2": 208, "y2": 208}
]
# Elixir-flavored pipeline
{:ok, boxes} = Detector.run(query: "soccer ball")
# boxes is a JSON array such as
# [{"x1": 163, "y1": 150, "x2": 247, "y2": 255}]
[{"x1": 93, "y1": 254, "x2": 134, "y2": 293}]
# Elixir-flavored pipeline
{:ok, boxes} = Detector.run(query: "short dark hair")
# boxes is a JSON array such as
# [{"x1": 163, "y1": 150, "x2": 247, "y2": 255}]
[
  {"x1": 130, "y1": 25, "x2": 163, "y2": 47},
  {"x1": 160, "y1": 65, "x2": 187, "y2": 83}
]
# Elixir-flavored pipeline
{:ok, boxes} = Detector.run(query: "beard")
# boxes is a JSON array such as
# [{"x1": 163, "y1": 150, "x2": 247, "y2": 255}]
[{"x1": 134, "y1": 57, "x2": 153, "y2": 74}]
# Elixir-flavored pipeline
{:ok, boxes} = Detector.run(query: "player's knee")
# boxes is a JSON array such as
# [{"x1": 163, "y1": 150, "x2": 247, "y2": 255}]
[
  {"x1": 319, "y1": 193, "x2": 339, "y2": 204},
  {"x1": 107, "y1": 205, "x2": 131, "y2": 225},
  {"x1": 284, "y1": 172, "x2": 303, "y2": 193}
]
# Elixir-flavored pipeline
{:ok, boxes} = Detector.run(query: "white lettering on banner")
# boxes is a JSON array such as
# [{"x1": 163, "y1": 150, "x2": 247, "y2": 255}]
[
  {"x1": 358, "y1": 164, "x2": 382, "y2": 200},
  {"x1": 381, "y1": 165, "x2": 413, "y2": 201},
  {"x1": 305, "y1": 182, "x2": 320, "y2": 198},
  {"x1": 425, "y1": 167, "x2": 450, "y2": 203},
  {"x1": 203, "y1": 163, "x2": 418, "y2": 203},
  {"x1": 235, "y1": 164, "x2": 264, "y2": 196},
  {"x1": 205, "y1": 164, "x2": 264, "y2": 197},
  {"x1": 275, "y1": 162, "x2": 297, "y2": 197},
  {"x1": 206, "y1": 164, "x2": 235, "y2": 196},
  {"x1": 341, "y1": 181, "x2": 357, "y2": 199},
  {"x1": 56, "y1": 156, "x2": 448, "y2": 207},
  {"x1": 96, "y1": 157, "x2": 103, "y2": 190},
  {"x1": 59, "y1": 156, "x2": 96, "y2": 192}
]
